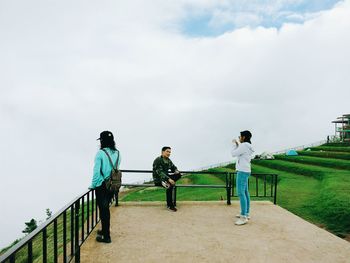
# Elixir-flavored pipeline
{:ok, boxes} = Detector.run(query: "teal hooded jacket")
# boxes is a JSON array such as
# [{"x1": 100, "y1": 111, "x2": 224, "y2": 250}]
[{"x1": 90, "y1": 148, "x2": 121, "y2": 189}]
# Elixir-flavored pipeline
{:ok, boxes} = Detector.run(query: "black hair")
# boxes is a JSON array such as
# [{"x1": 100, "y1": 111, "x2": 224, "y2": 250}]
[
  {"x1": 240, "y1": 130, "x2": 252, "y2": 144},
  {"x1": 162, "y1": 146, "x2": 171, "y2": 152},
  {"x1": 100, "y1": 138, "x2": 117, "y2": 151}
]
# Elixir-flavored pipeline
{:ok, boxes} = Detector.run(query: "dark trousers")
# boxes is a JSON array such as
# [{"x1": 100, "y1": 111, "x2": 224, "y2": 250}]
[
  {"x1": 95, "y1": 182, "x2": 112, "y2": 239},
  {"x1": 165, "y1": 173, "x2": 182, "y2": 207}
]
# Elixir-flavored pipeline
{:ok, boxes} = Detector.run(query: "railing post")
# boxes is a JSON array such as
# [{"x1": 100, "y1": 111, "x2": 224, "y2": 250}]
[
  {"x1": 87, "y1": 193, "x2": 90, "y2": 234},
  {"x1": 28, "y1": 240, "x2": 33, "y2": 263},
  {"x1": 81, "y1": 196, "x2": 84, "y2": 241},
  {"x1": 274, "y1": 174, "x2": 278, "y2": 205},
  {"x1": 174, "y1": 186, "x2": 177, "y2": 207},
  {"x1": 91, "y1": 190, "x2": 95, "y2": 229},
  {"x1": 70, "y1": 205, "x2": 74, "y2": 257},
  {"x1": 54, "y1": 219, "x2": 58, "y2": 263},
  {"x1": 226, "y1": 173, "x2": 231, "y2": 205},
  {"x1": 42, "y1": 228, "x2": 47, "y2": 263},
  {"x1": 63, "y1": 211, "x2": 67, "y2": 263},
  {"x1": 95, "y1": 191, "x2": 98, "y2": 224},
  {"x1": 115, "y1": 190, "x2": 119, "y2": 207},
  {"x1": 232, "y1": 172, "x2": 235, "y2": 197},
  {"x1": 74, "y1": 200, "x2": 80, "y2": 263}
]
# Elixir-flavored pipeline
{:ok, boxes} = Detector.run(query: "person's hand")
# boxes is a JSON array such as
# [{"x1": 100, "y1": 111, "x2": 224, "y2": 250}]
[
  {"x1": 168, "y1": 179, "x2": 175, "y2": 185},
  {"x1": 232, "y1": 139, "x2": 239, "y2": 145}
]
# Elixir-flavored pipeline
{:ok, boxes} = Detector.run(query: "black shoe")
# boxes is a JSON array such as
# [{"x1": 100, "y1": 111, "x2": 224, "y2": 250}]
[
  {"x1": 167, "y1": 206, "x2": 177, "y2": 212},
  {"x1": 96, "y1": 236, "x2": 111, "y2": 243},
  {"x1": 97, "y1": 230, "x2": 103, "y2": 236}
]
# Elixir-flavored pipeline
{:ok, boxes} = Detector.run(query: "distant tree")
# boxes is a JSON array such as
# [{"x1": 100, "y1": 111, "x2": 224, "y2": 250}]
[
  {"x1": 46, "y1": 208, "x2": 52, "y2": 220},
  {"x1": 22, "y1": 219, "x2": 37, "y2": 234}
]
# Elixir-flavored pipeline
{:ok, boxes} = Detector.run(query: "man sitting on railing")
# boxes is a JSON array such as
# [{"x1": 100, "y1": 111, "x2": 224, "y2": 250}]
[{"x1": 153, "y1": 146, "x2": 182, "y2": 212}]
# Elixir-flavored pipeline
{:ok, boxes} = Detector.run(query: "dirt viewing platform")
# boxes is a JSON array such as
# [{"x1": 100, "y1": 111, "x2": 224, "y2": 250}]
[{"x1": 80, "y1": 201, "x2": 350, "y2": 263}]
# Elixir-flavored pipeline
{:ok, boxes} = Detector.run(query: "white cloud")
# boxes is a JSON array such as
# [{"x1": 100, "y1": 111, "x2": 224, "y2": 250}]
[
  {"x1": 208, "y1": 10, "x2": 263, "y2": 29},
  {"x1": 0, "y1": 0, "x2": 350, "y2": 247}
]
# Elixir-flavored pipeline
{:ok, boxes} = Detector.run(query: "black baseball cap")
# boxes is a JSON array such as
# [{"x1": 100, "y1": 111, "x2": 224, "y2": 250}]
[{"x1": 97, "y1": 131, "x2": 114, "y2": 141}]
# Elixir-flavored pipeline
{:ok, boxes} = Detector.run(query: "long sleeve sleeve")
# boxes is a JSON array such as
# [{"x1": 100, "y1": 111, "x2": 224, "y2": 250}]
[
  {"x1": 116, "y1": 151, "x2": 121, "y2": 169},
  {"x1": 170, "y1": 160, "x2": 178, "y2": 173},
  {"x1": 231, "y1": 144, "x2": 245, "y2": 157},
  {"x1": 90, "y1": 152, "x2": 103, "y2": 189}
]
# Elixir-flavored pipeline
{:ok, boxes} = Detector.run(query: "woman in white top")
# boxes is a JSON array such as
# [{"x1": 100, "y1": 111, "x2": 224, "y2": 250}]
[{"x1": 231, "y1": 130, "x2": 254, "y2": 225}]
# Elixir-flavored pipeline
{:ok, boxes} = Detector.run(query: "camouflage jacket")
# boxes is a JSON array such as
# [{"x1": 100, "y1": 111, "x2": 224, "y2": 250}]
[{"x1": 152, "y1": 156, "x2": 178, "y2": 184}]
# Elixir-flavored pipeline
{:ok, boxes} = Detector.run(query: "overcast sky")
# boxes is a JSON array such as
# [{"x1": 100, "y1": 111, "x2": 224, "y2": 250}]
[{"x1": 1, "y1": 0, "x2": 350, "y2": 248}]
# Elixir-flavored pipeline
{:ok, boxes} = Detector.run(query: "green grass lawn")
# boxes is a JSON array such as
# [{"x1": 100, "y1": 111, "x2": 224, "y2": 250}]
[
  {"x1": 252, "y1": 159, "x2": 331, "y2": 179},
  {"x1": 251, "y1": 163, "x2": 322, "y2": 223},
  {"x1": 121, "y1": 173, "x2": 228, "y2": 202},
  {"x1": 298, "y1": 150, "x2": 350, "y2": 161},
  {"x1": 274, "y1": 155, "x2": 350, "y2": 170},
  {"x1": 121, "y1": 143, "x2": 350, "y2": 239},
  {"x1": 322, "y1": 142, "x2": 350, "y2": 147},
  {"x1": 309, "y1": 146, "x2": 350, "y2": 153},
  {"x1": 251, "y1": 153, "x2": 350, "y2": 238}
]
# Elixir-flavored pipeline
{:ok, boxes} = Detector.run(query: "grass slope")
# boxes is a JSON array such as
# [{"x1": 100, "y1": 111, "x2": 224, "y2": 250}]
[
  {"x1": 298, "y1": 150, "x2": 350, "y2": 161},
  {"x1": 122, "y1": 143, "x2": 350, "y2": 239},
  {"x1": 309, "y1": 146, "x2": 350, "y2": 153},
  {"x1": 274, "y1": 155, "x2": 350, "y2": 170},
  {"x1": 252, "y1": 158, "x2": 350, "y2": 237},
  {"x1": 251, "y1": 163, "x2": 321, "y2": 222}
]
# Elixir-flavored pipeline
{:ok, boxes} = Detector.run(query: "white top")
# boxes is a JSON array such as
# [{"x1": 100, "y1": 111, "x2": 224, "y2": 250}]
[{"x1": 231, "y1": 142, "x2": 254, "y2": 173}]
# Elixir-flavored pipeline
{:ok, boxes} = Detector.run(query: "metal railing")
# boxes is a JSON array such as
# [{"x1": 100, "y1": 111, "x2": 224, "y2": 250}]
[
  {"x1": 119, "y1": 170, "x2": 278, "y2": 206},
  {"x1": 228, "y1": 172, "x2": 278, "y2": 205},
  {"x1": 0, "y1": 190, "x2": 99, "y2": 263},
  {"x1": 1, "y1": 170, "x2": 278, "y2": 263}
]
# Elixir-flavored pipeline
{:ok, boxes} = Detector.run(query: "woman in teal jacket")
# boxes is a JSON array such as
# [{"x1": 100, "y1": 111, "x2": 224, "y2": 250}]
[{"x1": 91, "y1": 131, "x2": 121, "y2": 243}]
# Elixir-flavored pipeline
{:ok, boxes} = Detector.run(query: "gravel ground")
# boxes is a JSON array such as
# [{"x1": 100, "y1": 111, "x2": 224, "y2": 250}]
[{"x1": 80, "y1": 201, "x2": 350, "y2": 263}]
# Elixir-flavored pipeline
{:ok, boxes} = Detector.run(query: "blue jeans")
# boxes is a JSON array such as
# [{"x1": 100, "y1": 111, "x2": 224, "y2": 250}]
[{"x1": 236, "y1": 171, "x2": 250, "y2": 216}]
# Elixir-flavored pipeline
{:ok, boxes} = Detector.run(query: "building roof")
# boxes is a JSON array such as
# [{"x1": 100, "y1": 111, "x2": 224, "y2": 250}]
[
  {"x1": 332, "y1": 114, "x2": 350, "y2": 123},
  {"x1": 332, "y1": 120, "x2": 348, "y2": 123}
]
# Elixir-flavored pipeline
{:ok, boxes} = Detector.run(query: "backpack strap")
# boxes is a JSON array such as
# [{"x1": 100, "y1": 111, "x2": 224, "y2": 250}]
[{"x1": 101, "y1": 149, "x2": 120, "y2": 172}]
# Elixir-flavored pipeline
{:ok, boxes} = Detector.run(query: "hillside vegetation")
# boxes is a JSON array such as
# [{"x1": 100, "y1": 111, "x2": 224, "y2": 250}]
[{"x1": 122, "y1": 143, "x2": 350, "y2": 239}]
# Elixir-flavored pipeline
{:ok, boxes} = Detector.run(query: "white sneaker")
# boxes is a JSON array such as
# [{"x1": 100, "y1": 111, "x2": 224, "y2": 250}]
[
  {"x1": 235, "y1": 216, "x2": 248, "y2": 226},
  {"x1": 236, "y1": 214, "x2": 250, "y2": 220}
]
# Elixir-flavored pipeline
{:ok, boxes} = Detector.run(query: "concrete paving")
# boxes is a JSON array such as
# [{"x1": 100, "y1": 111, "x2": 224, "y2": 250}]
[{"x1": 80, "y1": 201, "x2": 350, "y2": 263}]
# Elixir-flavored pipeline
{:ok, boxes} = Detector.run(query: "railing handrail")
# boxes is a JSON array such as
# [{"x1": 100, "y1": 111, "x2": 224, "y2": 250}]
[
  {"x1": 117, "y1": 170, "x2": 278, "y2": 207},
  {"x1": 121, "y1": 169, "x2": 277, "y2": 176},
  {"x1": 120, "y1": 169, "x2": 229, "y2": 175},
  {"x1": 0, "y1": 189, "x2": 93, "y2": 262},
  {"x1": 1, "y1": 170, "x2": 279, "y2": 263}
]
